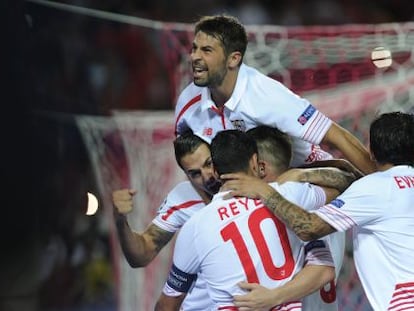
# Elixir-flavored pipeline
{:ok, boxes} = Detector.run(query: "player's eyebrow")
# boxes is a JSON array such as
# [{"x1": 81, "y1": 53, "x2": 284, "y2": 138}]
[
  {"x1": 192, "y1": 41, "x2": 216, "y2": 51},
  {"x1": 186, "y1": 168, "x2": 201, "y2": 176},
  {"x1": 203, "y1": 157, "x2": 213, "y2": 167}
]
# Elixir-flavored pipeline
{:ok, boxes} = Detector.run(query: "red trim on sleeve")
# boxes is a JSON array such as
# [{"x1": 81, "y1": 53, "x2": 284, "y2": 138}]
[
  {"x1": 174, "y1": 94, "x2": 202, "y2": 136},
  {"x1": 161, "y1": 200, "x2": 204, "y2": 221}
]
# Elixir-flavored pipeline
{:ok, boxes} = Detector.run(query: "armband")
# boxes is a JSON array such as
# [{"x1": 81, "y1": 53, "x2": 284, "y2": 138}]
[{"x1": 166, "y1": 264, "x2": 197, "y2": 293}]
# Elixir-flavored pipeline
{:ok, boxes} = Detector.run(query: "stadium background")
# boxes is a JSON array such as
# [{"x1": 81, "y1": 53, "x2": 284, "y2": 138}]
[{"x1": 2, "y1": 0, "x2": 414, "y2": 311}]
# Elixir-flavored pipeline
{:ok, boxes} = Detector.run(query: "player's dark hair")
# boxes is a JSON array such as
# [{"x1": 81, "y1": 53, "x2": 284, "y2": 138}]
[
  {"x1": 174, "y1": 130, "x2": 209, "y2": 169},
  {"x1": 370, "y1": 111, "x2": 414, "y2": 166},
  {"x1": 246, "y1": 126, "x2": 292, "y2": 173},
  {"x1": 194, "y1": 14, "x2": 247, "y2": 64},
  {"x1": 211, "y1": 130, "x2": 257, "y2": 175}
]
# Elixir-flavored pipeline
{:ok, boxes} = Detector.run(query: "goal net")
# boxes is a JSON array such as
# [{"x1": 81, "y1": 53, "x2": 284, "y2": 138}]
[
  {"x1": 26, "y1": 1, "x2": 413, "y2": 310},
  {"x1": 76, "y1": 111, "x2": 185, "y2": 311}
]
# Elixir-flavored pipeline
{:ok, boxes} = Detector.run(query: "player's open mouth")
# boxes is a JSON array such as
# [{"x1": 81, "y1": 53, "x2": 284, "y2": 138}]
[{"x1": 193, "y1": 66, "x2": 207, "y2": 78}]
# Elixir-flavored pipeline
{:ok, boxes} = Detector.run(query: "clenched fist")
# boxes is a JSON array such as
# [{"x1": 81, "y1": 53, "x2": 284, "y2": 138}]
[{"x1": 112, "y1": 189, "x2": 137, "y2": 216}]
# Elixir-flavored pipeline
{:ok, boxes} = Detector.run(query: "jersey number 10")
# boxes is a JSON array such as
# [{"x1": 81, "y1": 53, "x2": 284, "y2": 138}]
[{"x1": 221, "y1": 207, "x2": 294, "y2": 283}]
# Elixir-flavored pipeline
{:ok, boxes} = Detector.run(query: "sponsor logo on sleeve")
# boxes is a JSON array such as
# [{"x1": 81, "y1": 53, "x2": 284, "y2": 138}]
[
  {"x1": 297, "y1": 105, "x2": 316, "y2": 125},
  {"x1": 330, "y1": 198, "x2": 345, "y2": 208}
]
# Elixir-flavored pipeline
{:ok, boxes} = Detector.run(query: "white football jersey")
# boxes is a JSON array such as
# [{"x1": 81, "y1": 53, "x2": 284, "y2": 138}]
[
  {"x1": 152, "y1": 180, "x2": 212, "y2": 310},
  {"x1": 174, "y1": 64, "x2": 333, "y2": 167},
  {"x1": 315, "y1": 165, "x2": 414, "y2": 311},
  {"x1": 163, "y1": 181, "x2": 335, "y2": 310},
  {"x1": 153, "y1": 180, "x2": 205, "y2": 233}
]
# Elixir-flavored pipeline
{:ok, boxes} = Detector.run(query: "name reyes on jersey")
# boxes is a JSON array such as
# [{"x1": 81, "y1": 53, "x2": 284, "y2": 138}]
[{"x1": 217, "y1": 197, "x2": 263, "y2": 221}]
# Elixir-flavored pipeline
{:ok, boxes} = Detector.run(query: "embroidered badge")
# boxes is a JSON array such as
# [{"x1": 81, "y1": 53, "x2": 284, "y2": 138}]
[
  {"x1": 230, "y1": 119, "x2": 246, "y2": 131},
  {"x1": 298, "y1": 105, "x2": 316, "y2": 125}
]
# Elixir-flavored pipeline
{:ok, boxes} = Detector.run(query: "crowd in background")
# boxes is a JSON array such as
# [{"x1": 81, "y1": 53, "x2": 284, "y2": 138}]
[{"x1": 67, "y1": 0, "x2": 414, "y2": 26}]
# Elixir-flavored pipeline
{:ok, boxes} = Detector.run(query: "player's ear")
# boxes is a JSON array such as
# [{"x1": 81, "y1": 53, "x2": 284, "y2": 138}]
[
  {"x1": 228, "y1": 51, "x2": 242, "y2": 68},
  {"x1": 258, "y1": 160, "x2": 266, "y2": 178},
  {"x1": 250, "y1": 153, "x2": 260, "y2": 176}
]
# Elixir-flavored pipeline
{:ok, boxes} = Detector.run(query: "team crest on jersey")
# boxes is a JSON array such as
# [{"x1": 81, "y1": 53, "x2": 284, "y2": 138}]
[
  {"x1": 298, "y1": 105, "x2": 316, "y2": 125},
  {"x1": 230, "y1": 119, "x2": 246, "y2": 131},
  {"x1": 330, "y1": 198, "x2": 345, "y2": 208}
]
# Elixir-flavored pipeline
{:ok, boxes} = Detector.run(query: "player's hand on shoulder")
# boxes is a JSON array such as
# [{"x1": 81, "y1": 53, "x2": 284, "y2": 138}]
[
  {"x1": 112, "y1": 189, "x2": 137, "y2": 215},
  {"x1": 220, "y1": 173, "x2": 272, "y2": 200}
]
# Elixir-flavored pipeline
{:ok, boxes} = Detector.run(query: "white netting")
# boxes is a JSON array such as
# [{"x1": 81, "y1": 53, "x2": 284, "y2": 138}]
[{"x1": 76, "y1": 112, "x2": 185, "y2": 311}]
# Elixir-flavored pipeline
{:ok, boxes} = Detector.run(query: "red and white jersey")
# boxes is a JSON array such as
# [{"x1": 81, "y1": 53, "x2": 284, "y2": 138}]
[
  {"x1": 163, "y1": 181, "x2": 335, "y2": 310},
  {"x1": 174, "y1": 64, "x2": 333, "y2": 167},
  {"x1": 153, "y1": 180, "x2": 205, "y2": 233},
  {"x1": 315, "y1": 165, "x2": 414, "y2": 311},
  {"x1": 152, "y1": 180, "x2": 212, "y2": 310}
]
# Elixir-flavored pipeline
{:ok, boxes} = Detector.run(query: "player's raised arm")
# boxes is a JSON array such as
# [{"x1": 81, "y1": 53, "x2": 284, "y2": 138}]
[
  {"x1": 322, "y1": 122, "x2": 376, "y2": 174},
  {"x1": 112, "y1": 189, "x2": 174, "y2": 267}
]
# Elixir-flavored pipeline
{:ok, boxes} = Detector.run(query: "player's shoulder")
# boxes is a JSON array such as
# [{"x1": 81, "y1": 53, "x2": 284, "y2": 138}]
[
  {"x1": 154, "y1": 181, "x2": 206, "y2": 231},
  {"x1": 243, "y1": 63, "x2": 282, "y2": 86},
  {"x1": 167, "y1": 180, "x2": 203, "y2": 200},
  {"x1": 277, "y1": 180, "x2": 320, "y2": 201},
  {"x1": 270, "y1": 180, "x2": 310, "y2": 193},
  {"x1": 347, "y1": 166, "x2": 404, "y2": 193},
  {"x1": 175, "y1": 83, "x2": 203, "y2": 111}
]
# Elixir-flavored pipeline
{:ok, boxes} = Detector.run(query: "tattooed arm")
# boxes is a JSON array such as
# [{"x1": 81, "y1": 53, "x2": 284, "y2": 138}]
[
  {"x1": 113, "y1": 189, "x2": 174, "y2": 267},
  {"x1": 277, "y1": 166, "x2": 358, "y2": 193},
  {"x1": 262, "y1": 188, "x2": 335, "y2": 241},
  {"x1": 115, "y1": 216, "x2": 174, "y2": 267},
  {"x1": 219, "y1": 176, "x2": 335, "y2": 241}
]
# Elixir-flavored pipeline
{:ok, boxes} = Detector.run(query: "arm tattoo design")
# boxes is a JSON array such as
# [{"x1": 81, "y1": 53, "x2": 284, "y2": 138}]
[
  {"x1": 263, "y1": 191, "x2": 335, "y2": 241},
  {"x1": 147, "y1": 225, "x2": 175, "y2": 253},
  {"x1": 301, "y1": 168, "x2": 356, "y2": 192}
]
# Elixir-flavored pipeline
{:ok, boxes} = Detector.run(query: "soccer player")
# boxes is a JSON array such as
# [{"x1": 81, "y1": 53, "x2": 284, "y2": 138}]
[
  {"x1": 221, "y1": 111, "x2": 414, "y2": 311},
  {"x1": 243, "y1": 126, "x2": 352, "y2": 311},
  {"x1": 113, "y1": 131, "x2": 220, "y2": 310},
  {"x1": 114, "y1": 129, "x2": 353, "y2": 311},
  {"x1": 155, "y1": 129, "x2": 353, "y2": 311},
  {"x1": 174, "y1": 14, "x2": 375, "y2": 173}
]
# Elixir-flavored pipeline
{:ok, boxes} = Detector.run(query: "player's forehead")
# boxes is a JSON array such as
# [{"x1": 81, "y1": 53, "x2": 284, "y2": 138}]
[
  {"x1": 180, "y1": 143, "x2": 211, "y2": 170},
  {"x1": 193, "y1": 31, "x2": 223, "y2": 50}
]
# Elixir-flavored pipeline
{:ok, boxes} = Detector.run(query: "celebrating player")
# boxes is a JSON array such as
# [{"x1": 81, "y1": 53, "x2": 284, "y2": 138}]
[
  {"x1": 221, "y1": 111, "x2": 414, "y2": 311},
  {"x1": 174, "y1": 14, "x2": 375, "y2": 173},
  {"x1": 242, "y1": 126, "x2": 355, "y2": 311},
  {"x1": 113, "y1": 131, "x2": 219, "y2": 310},
  {"x1": 155, "y1": 129, "x2": 357, "y2": 311}
]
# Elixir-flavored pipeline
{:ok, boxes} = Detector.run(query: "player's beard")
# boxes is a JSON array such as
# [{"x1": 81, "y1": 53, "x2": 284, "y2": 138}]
[{"x1": 193, "y1": 61, "x2": 228, "y2": 88}]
